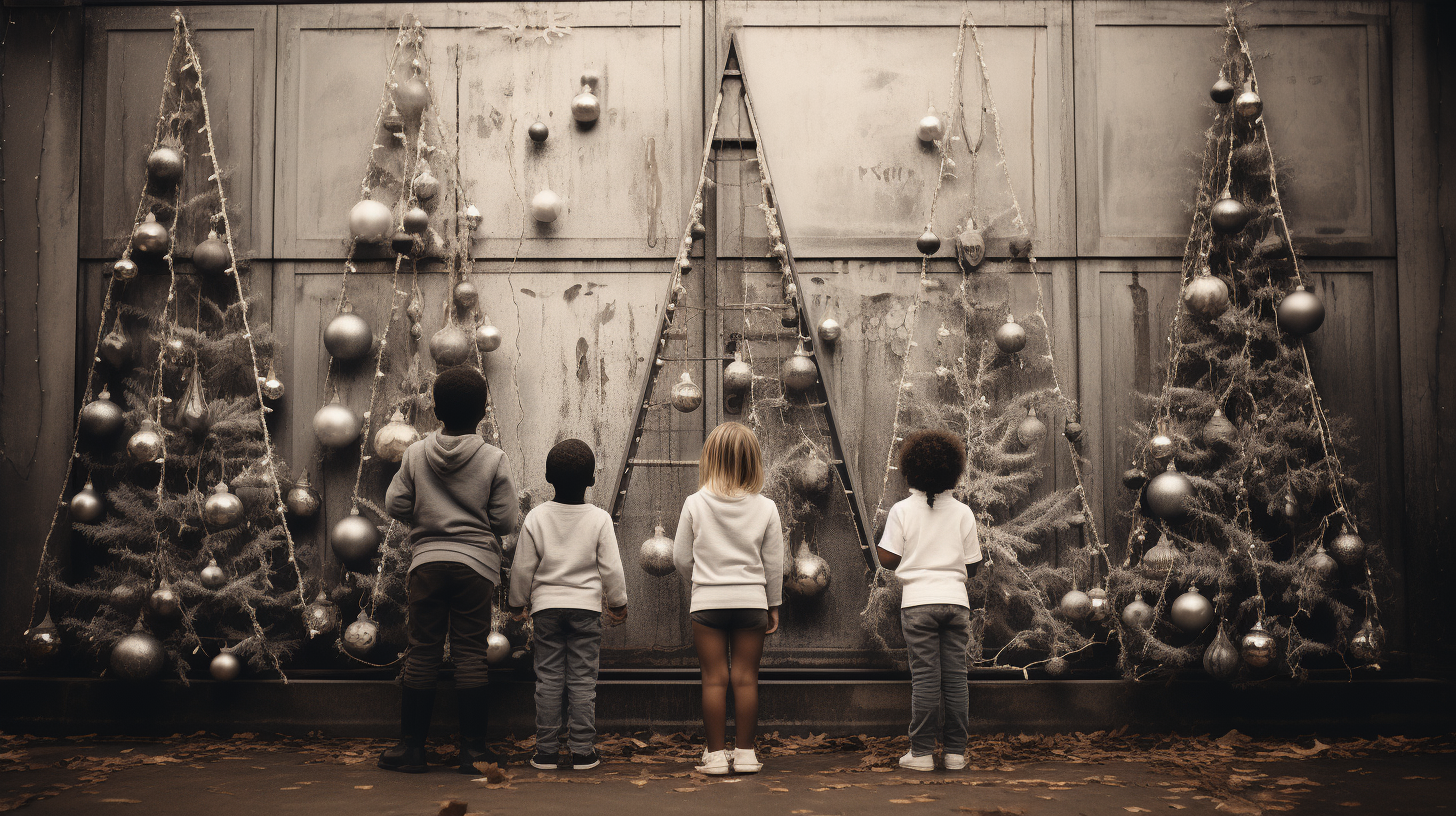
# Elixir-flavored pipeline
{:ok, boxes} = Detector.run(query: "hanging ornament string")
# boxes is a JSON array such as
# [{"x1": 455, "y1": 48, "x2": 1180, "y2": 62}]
[{"x1": 177, "y1": 13, "x2": 310, "y2": 635}]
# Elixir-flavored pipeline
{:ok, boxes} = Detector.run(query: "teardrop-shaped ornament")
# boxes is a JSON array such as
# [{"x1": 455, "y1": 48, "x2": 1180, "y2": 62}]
[{"x1": 178, "y1": 364, "x2": 210, "y2": 435}]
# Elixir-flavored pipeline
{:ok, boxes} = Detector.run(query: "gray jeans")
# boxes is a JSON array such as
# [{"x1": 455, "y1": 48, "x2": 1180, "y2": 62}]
[
  {"x1": 532, "y1": 608, "x2": 603, "y2": 754},
  {"x1": 901, "y1": 604, "x2": 970, "y2": 756}
]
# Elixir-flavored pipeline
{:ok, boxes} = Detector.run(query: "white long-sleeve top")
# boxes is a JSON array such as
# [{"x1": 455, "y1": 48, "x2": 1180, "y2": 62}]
[
  {"x1": 672, "y1": 488, "x2": 785, "y2": 612},
  {"x1": 507, "y1": 501, "x2": 627, "y2": 613},
  {"x1": 878, "y1": 489, "x2": 982, "y2": 608}
]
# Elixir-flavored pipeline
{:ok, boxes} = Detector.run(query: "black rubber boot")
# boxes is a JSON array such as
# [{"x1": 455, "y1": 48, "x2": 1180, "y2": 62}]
[
  {"x1": 457, "y1": 684, "x2": 500, "y2": 774},
  {"x1": 378, "y1": 686, "x2": 435, "y2": 773}
]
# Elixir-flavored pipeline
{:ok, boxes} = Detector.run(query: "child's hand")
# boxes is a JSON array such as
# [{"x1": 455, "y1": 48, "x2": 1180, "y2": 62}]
[
  {"x1": 606, "y1": 605, "x2": 628, "y2": 626},
  {"x1": 765, "y1": 606, "x2": 780, "y2": 635}
]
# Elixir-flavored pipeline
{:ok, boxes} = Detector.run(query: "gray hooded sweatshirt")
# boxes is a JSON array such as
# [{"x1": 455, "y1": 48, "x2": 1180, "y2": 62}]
[{"x1": 385, "y1": 432, "x2": 520, "y2": 586}]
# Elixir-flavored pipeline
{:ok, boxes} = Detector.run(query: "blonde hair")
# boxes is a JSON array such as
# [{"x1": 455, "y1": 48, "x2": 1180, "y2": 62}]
[{"x1": 699, "y1": 422, "x2": 764, "y2": 497}]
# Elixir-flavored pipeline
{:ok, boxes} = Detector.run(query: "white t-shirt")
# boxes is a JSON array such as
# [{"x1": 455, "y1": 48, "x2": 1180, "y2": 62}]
[
  {"x1": 877, "y1": 489, "x2": 982, "y2": 608},
  {"x1": 672, "y1": 489, "x2": 785, "y2": 612},
  {"x1": 507, "y1": 501, "x2": 627, "y2": 613}
]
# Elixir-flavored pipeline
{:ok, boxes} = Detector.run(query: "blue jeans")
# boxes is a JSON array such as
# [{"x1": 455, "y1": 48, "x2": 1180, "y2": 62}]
[
  {"x1": 532, "y1": 608, "x2": 603, "y2": 754},
  {"x1": 901, "y1": 604, "x2": 970, "y2": 756}
]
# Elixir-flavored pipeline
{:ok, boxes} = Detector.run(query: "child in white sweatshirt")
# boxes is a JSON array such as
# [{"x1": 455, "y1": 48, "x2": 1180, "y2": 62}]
[
  {"x1": 673, "y1": 422, "x2": 784, "y2": 776},
  {"x1": 508, "y1": 439, "x2": 627, "y2": 771}
]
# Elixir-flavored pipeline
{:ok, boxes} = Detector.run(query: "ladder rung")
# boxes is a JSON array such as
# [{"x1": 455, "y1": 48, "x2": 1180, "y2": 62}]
[{"x1": 627, "y1": 459, "x2": 701, "y2": 467}]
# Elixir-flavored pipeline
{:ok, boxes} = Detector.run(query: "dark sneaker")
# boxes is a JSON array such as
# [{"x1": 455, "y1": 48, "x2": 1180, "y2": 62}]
[
  {"x1": 458, "y1": 743, "x2": 502, "y2": 775},
  {"x1": 530, "y1": 751, "x2": 561, "y2": 770},
  {"x1": 570, "y1": 750, "x2": 601, "y2": 770},
  {"x1": 377, "y1": 741, "x2": 428, "y2": 773}
]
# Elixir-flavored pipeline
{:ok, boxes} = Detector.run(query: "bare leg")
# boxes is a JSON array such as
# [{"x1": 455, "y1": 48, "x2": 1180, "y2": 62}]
[
  {"x1": 729, "y1": 627, "x2": 766, "y2": 749},
  {"x1": 692, "y1": 623, "x2": 731, "y2": 752}
]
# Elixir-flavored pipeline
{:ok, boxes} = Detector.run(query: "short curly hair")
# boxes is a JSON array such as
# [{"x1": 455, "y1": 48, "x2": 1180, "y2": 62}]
[
  {"x1": 546, "y1": 438, "x2": 596, "y2": 490},
  {"x1": 898, "y1": 428, "x2": 965, "y2": 507},
  {"x1": 432, "y1": 367, "x2": 488, "y2": 429}
]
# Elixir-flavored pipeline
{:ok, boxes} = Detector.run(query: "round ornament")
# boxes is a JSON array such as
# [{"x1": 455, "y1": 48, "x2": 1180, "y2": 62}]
[
  {"x1": 313, "y1": 399, "x2": 362, "y2": 448},
  {"x1": 348, "y1": 199, "x2": 393, "y2": 244},
  {"x1": 1202, "y1": 408, "x2": 1237, "y2": 448},
  {"x1": 1044, "y1": 656, "x2": 1069, "y2": 678},
  {"x1": 817, "y1": 317, "x2": 842, "y2": 346},
  {"x1": 1064, "y1": 419, "x2": 1084, "y2": 446},
  {"x1": 1349, "y1": 617, "x2": 1383, "y2": 662},
  {"x1": 1059, "y1": 589, "x2": 1092, "y2": 621},
  {"x1": 994, "y1": 317, "x2": 1027, "y2": 354},
  {"x1": 1149, "y1": 433, "x2": 1175, "y2": 462},
  {"x1": 193, "y1": 231, "x2": 231, "y2": 275},
  {"x1": 412, "y1": 170, "x2": 440, "y2": 201},
  {"x1": 1276, "y1": 286, "x2": 1325, "y2": 335},
  {"x1": 343, "y1": 611, "x2": 379, "y2": 659},
  {"x1": 110, "y1": 632, "x2": 165, "y2": 680},
  {"x1": 1122, "y1": 468, "x2": 1148, "y2": 490},
  {"x1": 374, "y1": 409, "x2": 420, "y2": 463},
  {"x1": 781, "y1": 341, "x2": 818, "y2": 393},
  {"x1": 112, "y1": 258, "x2": 139, "y2": 281},
  {"x1": 70, "y1": 480, "x2": 105, "y2": 523},
  {"x1": 393, "y1": 76, "x2": 430, "y2": 120},
  {"x1": 1240, "y1": 620, "x2": 1276, "y2": 668},
  {"x1": 1086, "y1": 587, "x2": 1110, "y2": 624},
  {"x1": 917, "y1": 106, "x2": 945, "y2": 142},
  {"x1": 149, "y1": 581, "x2": 181, "y2": 618},
  {"x1": 916, "y1": 229, "x2": 940, "y2": 256},
  {"x1": 286, "y1": 473, "x2": 321, "y2": 518},
  {"x1": 209, "y1": 649, "x2": 242, "y2": 681},
  {"x1": 670, "y1": 372, "x2": 703, "y2": 412},
  {"x1": 793, "y1": 454, "x2": 834, "y2": 501},
  {"x1": 528, "y1": 121, "x2": 549, "y2": 142},
  {"x1": 391, "y1": 232, "x2": 417, "y2": 257},
  {"x1": 1140, "y1": 538, "x2": 1179, "y2": 577},
  {"x1": 1183, "y1": 274, "x2": 1231, "y2": 319},
  {"x1": 200, "y1": 558, "x2": 227, "y2": 590},
  {"x1": 1146, "y1": 464, "x2": 1194, "y2": 524},
  {"x1": 304, "y1": 590, "x2": 340, "y2": 638},
  {"x1": 453, "y1": 280, "x2": 479, "y2": 310},
  {"x1": 1203, "y1": 626, "x2": 1240, "y2": 679},
  {"x1": 131, "y1": 213, "x2": 170, "y2": 257},
  {"x1": 778, "y1": 302, "x2": 799, "y2": 328},
  {"x1": 124, "y1": 419, "x2": 162, "y2": 464},
  {"x1": 110, "y1": 584, "x2": 144, "y2": 614},
  {"x1": 24, "y1": 612, "x2": 62, "y2": 662},
  {"x1": 1307, "y1": 546, "x2": 1338, "y2": 585},
  {"x1": 690, "y1": 221, "x2": 707, "y2": 241},
  {"x1": 571, "y1": 84, "x2": 601, "y2": 123},
  {"x1": 1170, "y1": 585, "x2": 1214, "y2": 632},
  {"x1": 101, "y1": 326, "x2": 132, "y2": 369},
  {"x1": 1234, "y1": 86, "x2": 1263, "y2": 119},
  {"x1": 260, "y1": 367, "x2": 285, "y2": 401},
  {"x1": 402, "y1": 206, "x2": 430, "y2": 235},
  {"x1": 723, "y1": 353, "x2": 753, "y2": 393},
  {"x1": 1330, "y1": 524, "x2": 1367, "y2": 567},
  {"x1": 324, "y1": 310, "x2": 373, "y2": 361},
  {"x1": 786, "y1": 546, "x2": 831, "y2": 598},
  {"x1": 1210, "y1": 76, "x2": 1237, "y2": 104},
  {"x1": 1210, "y1": 195, "x2": 1251, "y2": 235},
  {"x1": 203, "y1": 482, "x2": 245, "y2": 529},
  {"x1": 486, "y1": 631, "x2": 511, "y2": 664},
  {"x1": 1016, "y1": 408, "x2": 1048, "y2": 448},
  {"x1": 430, "y1": 324, "x2": 472, "y2": 367},
  {"x1": 532, "y1": 189, "x2": 563, "y2": 223},
  {"x1": 332, "y1": 512, "x2": 380, "y2": 563},
  {"x1": 474, "y1": 323, "x2": 503, "y2": 353},
  {"x1": 147, "y1": 146, "x2": 184, "y2": 184},
  {"x1": 639, "y1": 524, "x2": 675, "y2": 577},
  {"x1": 1122, "y1": 594, "x2": 1154, "y2": 629}
]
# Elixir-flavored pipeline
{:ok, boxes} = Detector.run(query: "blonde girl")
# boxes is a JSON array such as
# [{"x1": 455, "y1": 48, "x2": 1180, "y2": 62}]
[{"x1": 672, "y1": 422, "x2": 784, "y2": 775}]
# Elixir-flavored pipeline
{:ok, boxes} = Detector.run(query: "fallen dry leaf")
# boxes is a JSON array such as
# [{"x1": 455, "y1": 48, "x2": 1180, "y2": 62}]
[
  {"x1": 353, "y1": 785, "x2": 372, "y2": 790},
  {"x1": 673, "y1": 787, "x2": 699, "y2": 793},
  {"x1": 1340, "y1": 804, "x2": 1361, "y2": 808},
  {"x1": 439, "y1": 800, "x2": 468, "y2": 816},
  {"x1": 1124, "y1": 809, "x2": 1150, "y2": 813}
]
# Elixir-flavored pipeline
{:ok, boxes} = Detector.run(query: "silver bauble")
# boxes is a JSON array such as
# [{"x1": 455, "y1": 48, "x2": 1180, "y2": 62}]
[
  {"x1": 792, "y1": 455, "x2": 833, "y2": 500},
  {"x1": 1210, "y1": 76, "x2": 1236, "y2": 104},
  {"x1": 955, "y1": 224, "x2": 986, "y2": 270},
  {"x1": 402, "y1": 206, "x2": 429, "y2": 235},
  {"x1": 474, "y1": 323, "x2": 503, "y2": 353},
  {"x1": 670, "y1": 372, "x2": 703, "y2": 412},
  {"x1": 1349, "y1": 617, "x2": 1384, "y2": 662},
  {"x1": 1234, "y1": 88, "x2": 1263, "y2": 119},
  {"x1": 24, "y1": 611, "x2": 62, "y2": 662},
  {"x1": 304, "y1": 590, "x2": 340, "y2": 638},
  {"x1": 723, "y1": 354, "x2": 753, "y2": 393},
  {"x1": 349, "y1": 199, "x2": 393, "y2": 243},
  {"x1": 313, "y1": 399, "x2": 362, "y2": 448},
  {"x1": 639, "y1": 524, "x2": 675, "y2": 577},
  {"x1": 1277, "y1": 285, "x2": 1325, "y2": 335},
  {"x1": 80, "y1": 390, "x2": 125, "y2": 440},
  {"x1": 817, "y1": 317, "x2": 842, "y2": 346},
  {"x1": 413, "y1": 170, "x2": 440, "y2": 201},
  {"x1": 994, "y1": 317, "x2": 1027, "y2": 354},
  {"x1": 1330, "y1": 524, "x2": 1367, "y2": 567},
  {"x1": 1146, "y1": 464, "x2": 1194, "y2": 523},
  {"x1": 781, "y1": 341, "x2": 818, "y2": 393},
  {"x1": 1148, "y1": 433, "x2": 1175, "y2": 462},
  {"x1": 203, "y1": 482, "x2": 245, "y2": 529},
  {"x1": 1183, "y1": 274, "x2": 1231, "y2": 319},
  {"x1": 331, "y1": 512, "x2": 381, "y2": 563},
  {"x1": 109, "y1": 583, "x2": 144, "y2": 614},
  {"x1": 1203, "y1": 626, "x2": 1240, "y2": 679},
  {"x1": 149, "y1": 581, "x2": 181, "y2": 617},
  {"x1": 453, "y1": 280, "x2": 479, "y2": 310},
  {"x1": 1044, "y1": 656, "x2": 1069, "y2": 678},
  {"x1": 1307, "y1": 546, "x2": 1339, "y2": 585},
  {"x1": 324, "y1": 310, "x2": 373, "y2": 361},
  {"x1": 70, "y1": 480, "x2": 105, "y2": 523},
  {"x1": 286, "y1": 473, "x2": 321, "y2": 517},
  {"x1": 1240, "y1": 620, "x2": 1276, "y2": 668},
  {"x1": 916, "y1": 229, "x2": 940, "y2": 256},
  {"x1": 343, "y1": 611, "x2": 379, "y2": 658},
  {"x1": 1064, "y1": 420, "x2": 1084, "y2": 446},
  {"x1": 112, "y1": 258, "x2": 139, "y2": 281},
  {"x1": 193, "y1": 231, "x2": 231, "y2": 275},
  {"x1": 200, "y1": 558, "x2": 227, "y2": 590},
  {"x1": 177, "y1": 364, "x2": 210, "y2": 436},
  {"x1": 109, "y1": 632, "x2": 165, "y2": 680},
  {"x1": 916, "y1": 106, "x2": 945, "y2": 142},
  {"x1": 1122, "y1": 468, "x2": 1148, "y2": 490},
  {"x1": 374, "y1": 409, "x2": 420, "y2": 463},
  {"x1": 100, "y1": 326, "x2": 132, "y2": 369},
  {"x1": 1209, "y1": 195, "x2": 1251, "y2": 235},
  {"x1": 486, "y1": 631, "x2": 512, "y2": 664},
  {"x1": 786, "y1": 547, "x2": 831, "y2": 598},
  {"x1": 1059, "y1": 589, "x2": 1092, "y2": 621},
  {"x1": 1086, "y1": 587, "x2": 1110, "y2": 624},
  {"x1": 391, "y1": 231, "x2": 417, "y2": 257},
  {"x1": 532, "y1": 189, "x2": 563, "y2": 222},
  {"x1": 1170, "y1": 585, "x2": 1214, "y2": 633},
  {"x1": 260, "y1": 367, "x2": 285, "y2": 401},
  {"x1": 393, "y1": 76, "x2": 430, "y2": 119},
  {"x1": 131, "y1": 213, "x2": 170, "y2": 256},
  {"x1": 430, "y1": 324, "x2": 472, "y2": 367},
  {"x1": 209, "y1": 650, "x2": 242, "y2": 681},
  {"x1": 1202, "y1": 408, "x2": 1237, "y2": 447},
  {"x1": 1140, "y1": 539, "x2": 1179, "y2": 578},
  {"x1": 528, "y1": 121, "x2": 549, "y2": 142},
  {"x1": 1016, "y1": 408, "x2": 1048, "y2": 448},
  {"x1": 571, "y1": 85, "x2": 600, "y2": 123},
  {"x1": 146, "y1": 146, "x2": 184, "y2": 183}
]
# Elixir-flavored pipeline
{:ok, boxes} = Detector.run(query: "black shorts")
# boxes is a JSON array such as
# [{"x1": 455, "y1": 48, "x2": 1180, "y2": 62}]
[{"x1": 690, "y1": 608, "x2": 770, "y2": 631}]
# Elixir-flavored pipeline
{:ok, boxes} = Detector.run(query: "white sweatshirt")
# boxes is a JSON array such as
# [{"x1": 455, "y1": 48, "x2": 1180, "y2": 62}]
[
  {"x1": 878, "y1": 489, "x2": 982, "y2": 608},
  {"x1": 672, "y1": 489, "x2": 785, "y2": 612},
  {"x1": 507, "y1": 501, "x2": 628, "y2": 613}
]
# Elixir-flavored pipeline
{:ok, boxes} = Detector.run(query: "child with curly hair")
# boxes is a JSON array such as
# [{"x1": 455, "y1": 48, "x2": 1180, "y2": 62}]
[{"x1": 876, "y1": 428, "x2": 982, "y2": 772}]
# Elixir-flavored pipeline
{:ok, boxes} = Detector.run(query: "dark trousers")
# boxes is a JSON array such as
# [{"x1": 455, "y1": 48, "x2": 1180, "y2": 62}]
[
  {"x1": 402, "y1": 562, "x2": 494, "y2": 690},
  {"x1": 531, "y1": 608, "x2": 603, "y2": 754},
  {"x1": 901, "y1": 603, "x2": 971, "y2": 756}
]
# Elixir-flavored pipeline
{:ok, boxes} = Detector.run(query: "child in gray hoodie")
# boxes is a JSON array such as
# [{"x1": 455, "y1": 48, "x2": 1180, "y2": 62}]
[{"x1": 379, "y1": 367, "x2": 519, "y2": 774}]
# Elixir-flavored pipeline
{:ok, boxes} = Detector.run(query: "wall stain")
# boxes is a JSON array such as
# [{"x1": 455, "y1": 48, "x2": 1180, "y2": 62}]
[
  {"x1": 1129, "y1": 272, "x2": 1152, "y2": 393},
  {"x1": 644, "y1": 137, "x2": 662, "y2": 248},
  {"x1": 595, "y1": 301, "x2": 616, "y2": 328},
  {"x1": 564, "y1": 283, "x2": 583, "y2": 302},
  {"x1": 576, "y1": 337, "x2": 591, "y2": 382},
  {"x1": 520, "y1": 288, "x2": 538, "y2": 298}
]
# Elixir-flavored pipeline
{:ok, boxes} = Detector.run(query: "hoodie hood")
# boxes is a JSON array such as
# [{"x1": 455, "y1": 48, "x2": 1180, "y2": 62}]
[{"x1": 424, "y1": 432, "x2": 486, "y2": 476}]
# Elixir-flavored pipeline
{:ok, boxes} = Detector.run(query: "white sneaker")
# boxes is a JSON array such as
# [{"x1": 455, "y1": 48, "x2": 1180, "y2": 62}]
[
  {"x1": 696, "y1": 749, "x2": 731, "y2": 775},
  {"x1": 731, "y1": 748, "x2": 762, "y2": 773},
  {"x1": 943, "y1": 752, "x2": 967, "y2": 770},
  {"x1": 898, "y1": 750, "x2": 934, "y2": 772}
]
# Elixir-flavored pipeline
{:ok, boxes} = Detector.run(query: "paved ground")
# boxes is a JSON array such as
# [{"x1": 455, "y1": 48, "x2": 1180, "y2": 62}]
[{"x1": 2, "y1": 732, "x2": 1453, "y2": 815}]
